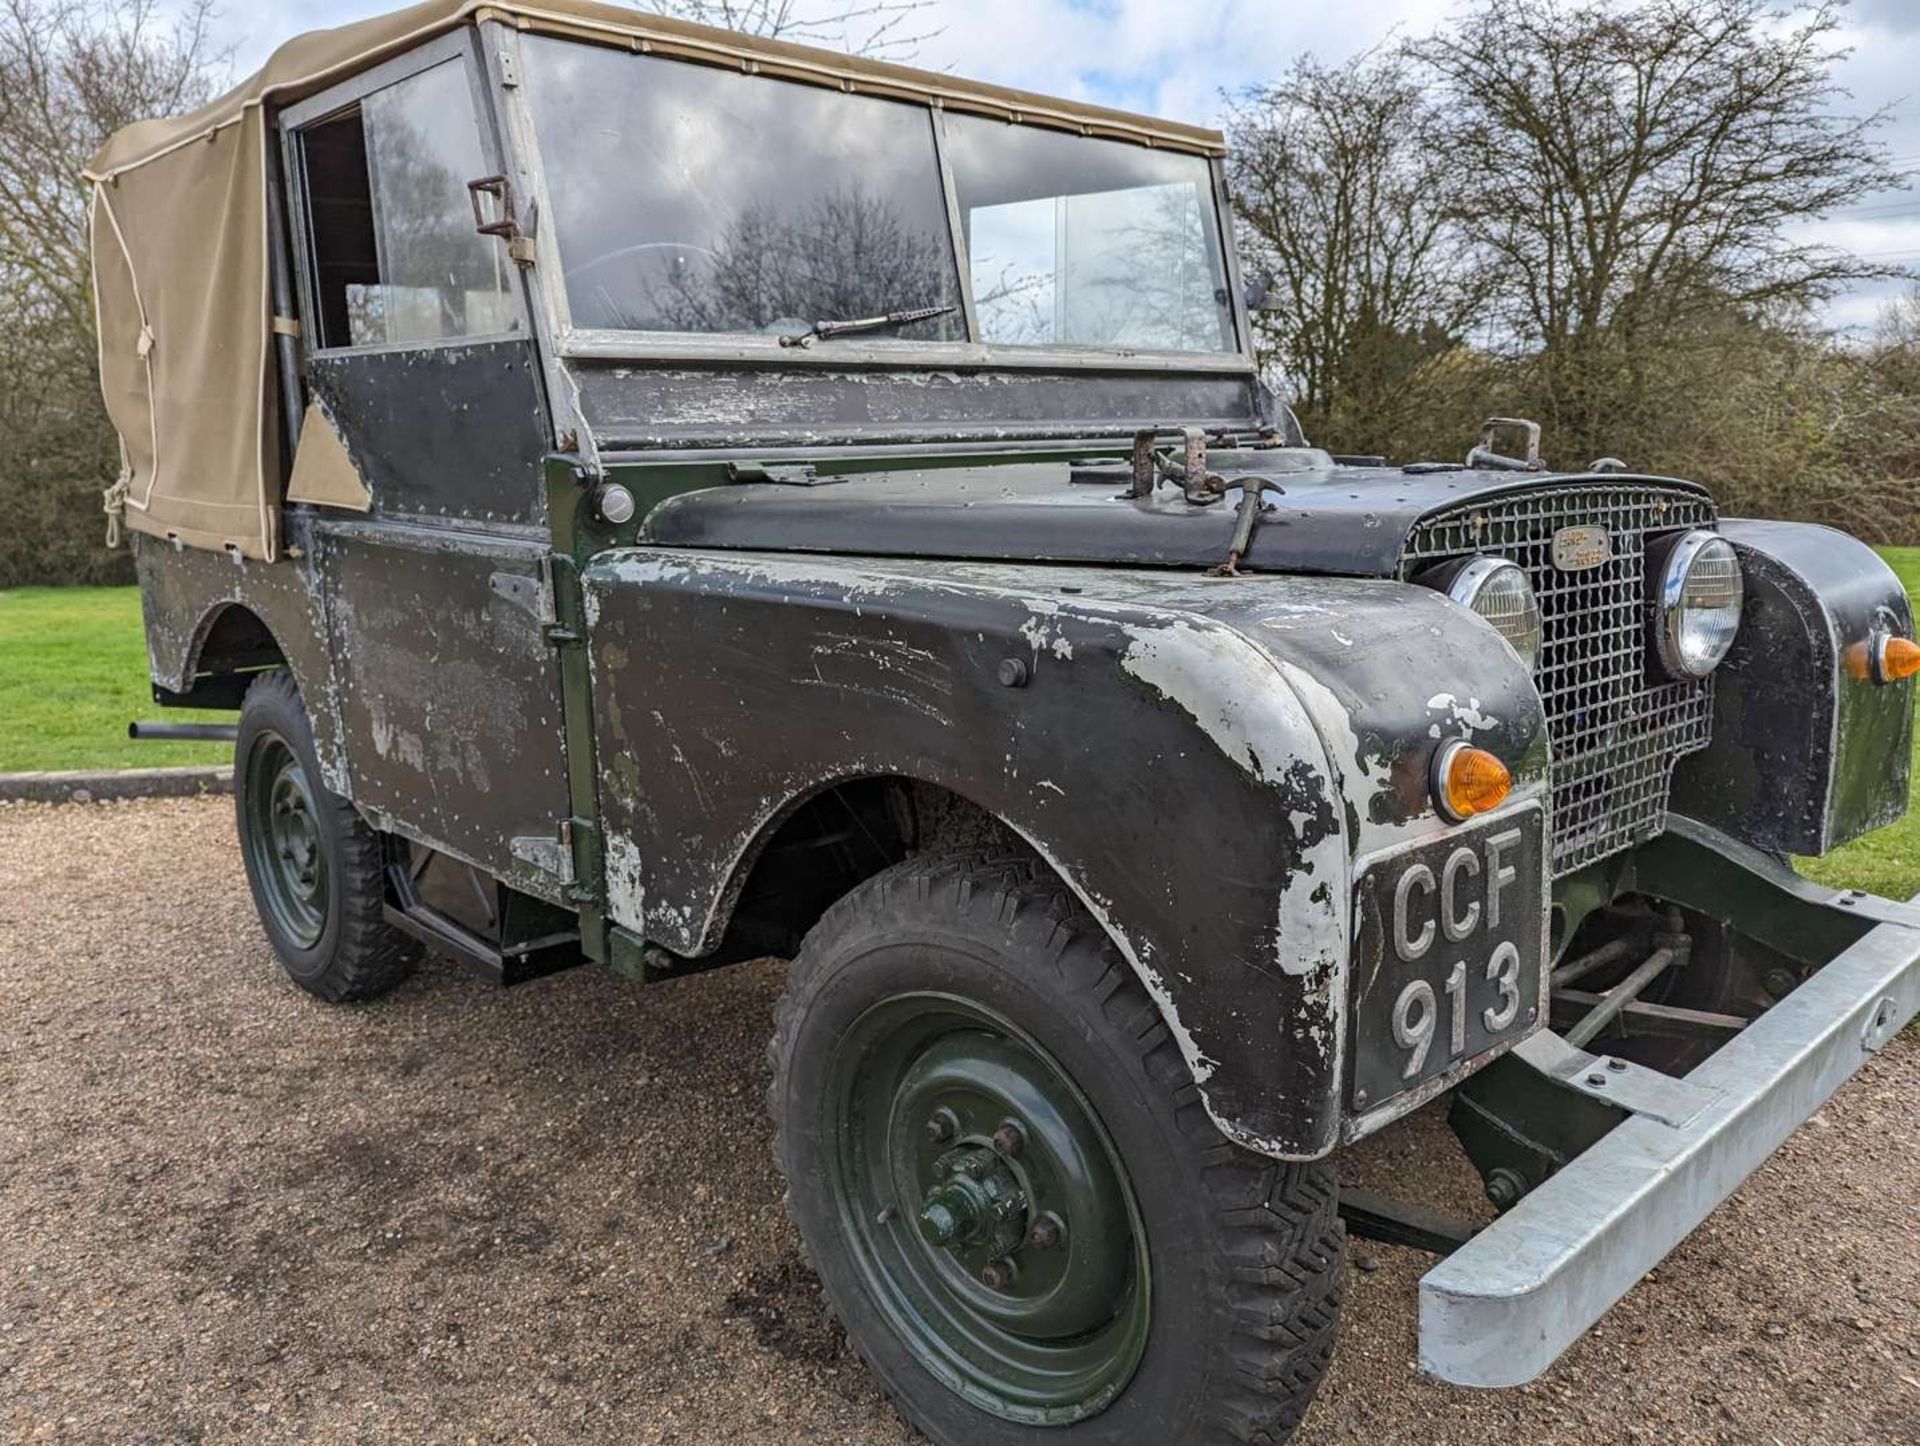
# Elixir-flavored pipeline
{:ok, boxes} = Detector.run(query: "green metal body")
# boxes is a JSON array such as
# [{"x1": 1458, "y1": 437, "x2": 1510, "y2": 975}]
[{"x1": 540, "y1": 443, "x2": 1132, "y2": 968}]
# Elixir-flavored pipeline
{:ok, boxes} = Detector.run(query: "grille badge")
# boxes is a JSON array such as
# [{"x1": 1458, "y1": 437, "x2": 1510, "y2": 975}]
[{"x1": 1552, "y1": 525, "x2": 1613, "y2": 572}]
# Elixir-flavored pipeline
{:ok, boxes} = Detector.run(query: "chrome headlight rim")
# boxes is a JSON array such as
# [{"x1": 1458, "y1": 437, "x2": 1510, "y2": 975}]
[
  {"x1": 1653, "y1": 529, "x2": 1743, "y2": 680},
  {"x1": 1426, "y1": 555, "x2": 1544, "y2": 673}
]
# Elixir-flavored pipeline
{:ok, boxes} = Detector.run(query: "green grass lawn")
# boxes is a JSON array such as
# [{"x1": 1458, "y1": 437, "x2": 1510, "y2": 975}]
[
  {"x1": 4, "y1": 560, "x2": 1919, "y2": 898},
  {"x1": 0, "y1": 587, "x2": 232, "y2": 772}
]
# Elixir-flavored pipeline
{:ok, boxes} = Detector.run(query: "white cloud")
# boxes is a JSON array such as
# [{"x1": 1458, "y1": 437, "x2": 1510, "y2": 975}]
[{"x1": 912, "y1": 0, "x2": 1457, "y2": 125}]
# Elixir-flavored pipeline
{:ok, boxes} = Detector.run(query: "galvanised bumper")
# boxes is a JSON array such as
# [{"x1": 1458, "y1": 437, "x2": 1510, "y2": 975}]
[{"x1": 1418, "y1": 889, "x2": 1920, "y2": 1388}]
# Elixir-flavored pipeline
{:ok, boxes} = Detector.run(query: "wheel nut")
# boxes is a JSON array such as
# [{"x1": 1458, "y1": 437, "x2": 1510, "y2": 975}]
[
  {"x1": 992, "y1": 1123, "x2": 1025, "y2": 1159},
  {"x1": 981, "y1": 1258, "x2": 1014, "y2": 1291},
  {"x1": 1028, "y1": 1217, "x2": 1062, "y2": 1251},
  {"x1": 925, "y1": 1113, "x2": 955, "y2": 1145}
]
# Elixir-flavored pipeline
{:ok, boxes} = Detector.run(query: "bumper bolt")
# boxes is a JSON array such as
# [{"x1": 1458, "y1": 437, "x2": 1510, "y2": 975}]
[
  {"x1": 1485, "y1": 1167, "x2": 1527, "y2": 1211},
  {"x1": 992, "y1": 1122, "x2": 1025, "y2": 1160},
  {"x1": 981, "y1": 1258, "x2": 1014, "y2": 1291}
]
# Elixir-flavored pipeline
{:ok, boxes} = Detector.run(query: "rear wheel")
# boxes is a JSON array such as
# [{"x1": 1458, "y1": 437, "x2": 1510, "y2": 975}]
[
  {"x1": 234, "y1": 670, "x2": 418, "y2": 1002},
  {"x1": 768, "y1": 852, "x2": 1343, "y2": 1444}
]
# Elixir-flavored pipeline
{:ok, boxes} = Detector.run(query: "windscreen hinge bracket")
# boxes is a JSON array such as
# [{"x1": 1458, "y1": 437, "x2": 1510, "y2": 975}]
[{"x1": 468, "y1": 175, "x2": 537, "y2": 266}]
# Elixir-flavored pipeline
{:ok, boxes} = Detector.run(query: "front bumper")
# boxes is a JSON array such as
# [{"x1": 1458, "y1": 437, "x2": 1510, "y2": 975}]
[{"x1": 1418, "y1": 882, "x2": 1920, "y2": 1388}]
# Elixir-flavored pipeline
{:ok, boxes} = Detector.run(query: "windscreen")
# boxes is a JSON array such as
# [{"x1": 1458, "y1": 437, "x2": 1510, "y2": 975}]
[
  {"x1": 943, "y1": 115, "x2": 1236, "y2": 354},
  {"x1": 519, "y1": 37, "x2": 965, "y2": 340},
  {"x1": 518, "y1": 39, "x2": 1238, "y2": 356}
]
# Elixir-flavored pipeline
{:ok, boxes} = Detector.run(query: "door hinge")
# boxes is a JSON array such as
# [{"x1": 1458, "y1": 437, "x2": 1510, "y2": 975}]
[
  {"x1": 489, "y1": 559, "x2": 557, "y2": 626},
  {"x1": 509, "y1": 829, "x2": 575, "y2": 886},
  {"x1": 563, "y1": 817, "x2": 601, "y2": 905}
]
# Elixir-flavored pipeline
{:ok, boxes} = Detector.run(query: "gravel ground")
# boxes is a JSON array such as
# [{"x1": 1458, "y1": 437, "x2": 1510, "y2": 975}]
[{"x1": 2, "y1": 797, "x2": 1916, "y2": 1445}]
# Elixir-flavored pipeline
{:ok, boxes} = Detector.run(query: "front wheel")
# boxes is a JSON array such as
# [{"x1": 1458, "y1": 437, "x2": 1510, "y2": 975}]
[
  {"x1": 767, "y1": 853, "x2": 1343, "y2": 1444},
  {"x1": 234, "y1": 670, "x2": 419, "y2": 1002}
]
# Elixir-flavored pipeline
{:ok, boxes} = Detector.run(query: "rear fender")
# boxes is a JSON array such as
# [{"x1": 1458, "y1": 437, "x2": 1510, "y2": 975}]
[{"x1": 133, "y1": 527, "x2": 348, "y2": 791}]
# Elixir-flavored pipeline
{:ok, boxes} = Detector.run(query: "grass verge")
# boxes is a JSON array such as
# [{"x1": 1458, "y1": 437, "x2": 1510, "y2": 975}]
[{"x1": 0, "y1": 587, "x2": 231, "y2": 773}]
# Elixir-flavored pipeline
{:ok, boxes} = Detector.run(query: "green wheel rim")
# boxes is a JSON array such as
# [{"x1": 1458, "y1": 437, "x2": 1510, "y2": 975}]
[
  {"x1": 242, "y1": 731, "x2": 329, "y2": 951},
  {"x1": 824, "y1": 991, "x2": 1151, "y2": 1426}
]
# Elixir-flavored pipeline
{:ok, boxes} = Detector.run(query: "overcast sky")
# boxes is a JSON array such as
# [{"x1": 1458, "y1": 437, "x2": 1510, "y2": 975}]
[{"x1": 183, "y1": 0, "x2": 1920, "y2": 333}]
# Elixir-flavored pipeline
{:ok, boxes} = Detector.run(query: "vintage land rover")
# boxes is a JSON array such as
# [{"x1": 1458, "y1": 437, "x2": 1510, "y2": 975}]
[{"x1": 92, "y1": 1, "x2": 1920, "y2": 1440}]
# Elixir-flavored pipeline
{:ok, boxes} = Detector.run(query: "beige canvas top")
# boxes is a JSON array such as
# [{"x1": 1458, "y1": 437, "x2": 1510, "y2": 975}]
[{"x1": 88, "y1": 0, "x2": 1225, "y2": 561}]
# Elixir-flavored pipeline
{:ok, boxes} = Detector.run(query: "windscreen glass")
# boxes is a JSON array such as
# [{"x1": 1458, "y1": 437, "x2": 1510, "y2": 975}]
[
  {"x1": 519, "y1": 38, "x2": 964, "y2": 340},
  {"x1": 944, "y1": 115, "x2": 1236, "y2": 354}
]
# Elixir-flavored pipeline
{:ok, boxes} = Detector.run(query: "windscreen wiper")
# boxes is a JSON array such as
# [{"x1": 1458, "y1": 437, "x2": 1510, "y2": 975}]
[{"x1": 778, "y1": 303, "x2": 958, "y2": 348}]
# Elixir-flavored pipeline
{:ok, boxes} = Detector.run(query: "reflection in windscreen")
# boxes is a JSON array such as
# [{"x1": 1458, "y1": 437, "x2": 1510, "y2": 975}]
[
  {"x1": 945, "y1": 116, "x2": 1235, "y2": 354},
  {"x1": 520, "y1": 39, "x2": 963, "y2": 340}
]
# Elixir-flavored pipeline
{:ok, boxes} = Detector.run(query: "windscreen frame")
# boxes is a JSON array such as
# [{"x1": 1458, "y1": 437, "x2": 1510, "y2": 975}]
[{"x1": 494, "y1": 28, "x2": 1255, "y2": 373}]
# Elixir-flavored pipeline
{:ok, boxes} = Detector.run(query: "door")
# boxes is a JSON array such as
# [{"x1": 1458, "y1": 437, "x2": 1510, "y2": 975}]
[{"x1": 278, "y1": 31, "x2": 573, "y2": 900}]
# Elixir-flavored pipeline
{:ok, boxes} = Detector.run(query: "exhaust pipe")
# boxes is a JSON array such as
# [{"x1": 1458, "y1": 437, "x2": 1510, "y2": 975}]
[{"x1": 128, "y1": 721, "x2": 238, "y2": 743}]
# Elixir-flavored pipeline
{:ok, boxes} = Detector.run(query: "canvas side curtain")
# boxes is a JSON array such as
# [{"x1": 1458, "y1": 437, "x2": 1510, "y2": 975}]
[{"x1": 91, "y1": 117, "x2": 279, "y2": 560}]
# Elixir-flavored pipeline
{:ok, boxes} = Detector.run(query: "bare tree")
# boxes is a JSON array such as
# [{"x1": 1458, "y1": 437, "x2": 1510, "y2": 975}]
[
  {"x1": 0, "y1": 0, "x2": 223, "y2": 586},
  {"x1": 1225, "y1": 48, "x2": 1479, "y2": 446},
  {"x1": 634, "y1": 0, "x2": 941, "y2": 60},
  {"x1": 1414, "y1": 0, "x2": 1906, "y2": 454},
  {"x1": 0, "y1": 0, "x2": 219, "y2": 330}
]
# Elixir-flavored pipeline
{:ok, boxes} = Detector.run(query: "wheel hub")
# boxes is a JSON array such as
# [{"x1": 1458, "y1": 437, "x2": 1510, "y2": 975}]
[
  {"x1": 917, "y1": 1144, "x2": 1028, "y2": 1261},
  {"x1": 243, "y1": 732, "x2": 330, "y2": 950},
  {"x1": 274, "y1": 791, "x2": 322, "y2": 894},
  {"x1": 826, "y1": 995, "x2": 1151, "y2": 1426}
]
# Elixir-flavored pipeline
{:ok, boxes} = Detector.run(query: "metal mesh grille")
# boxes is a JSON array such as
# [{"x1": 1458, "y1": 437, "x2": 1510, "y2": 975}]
[{"x1": 1403, "y1": 485, "x2": 1718, "y2": 877}]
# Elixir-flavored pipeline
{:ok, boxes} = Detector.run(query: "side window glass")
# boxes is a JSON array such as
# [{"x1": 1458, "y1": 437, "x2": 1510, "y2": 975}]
[{"x1": 299, "y1": 59, "x2": 517, "y2": 350}]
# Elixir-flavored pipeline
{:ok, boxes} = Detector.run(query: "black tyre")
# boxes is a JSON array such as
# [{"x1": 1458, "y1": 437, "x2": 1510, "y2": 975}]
[
  {"x1": 768, "y1": 852, "x2": 1343, "y2": 1445},
  {"x1": 233, "y1": 670, "x2": 419, "y2": 1002}
]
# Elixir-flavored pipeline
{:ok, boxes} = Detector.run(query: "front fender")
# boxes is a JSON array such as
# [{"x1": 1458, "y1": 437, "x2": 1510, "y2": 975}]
[
  {"x1": 582, "y1": 550, "x2": 1547, "y2": 1159},
  {"x1": 1671, "y1": 519, "x2": 1914, "y2": 854}
]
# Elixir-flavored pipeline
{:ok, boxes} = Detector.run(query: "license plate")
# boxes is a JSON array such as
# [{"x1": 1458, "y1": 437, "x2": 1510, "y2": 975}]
[{"x1": 1349, "y1": 804, "x2": 1547, "y2": 1112}]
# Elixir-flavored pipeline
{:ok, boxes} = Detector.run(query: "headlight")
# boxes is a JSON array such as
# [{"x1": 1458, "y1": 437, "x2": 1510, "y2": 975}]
[
  {"x1": 1419, "y1": 556, "x2": 1543, "y2": 671},
  {"x1": 1650, "y1": 530, "x2": 1743, "y2": 679}
]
